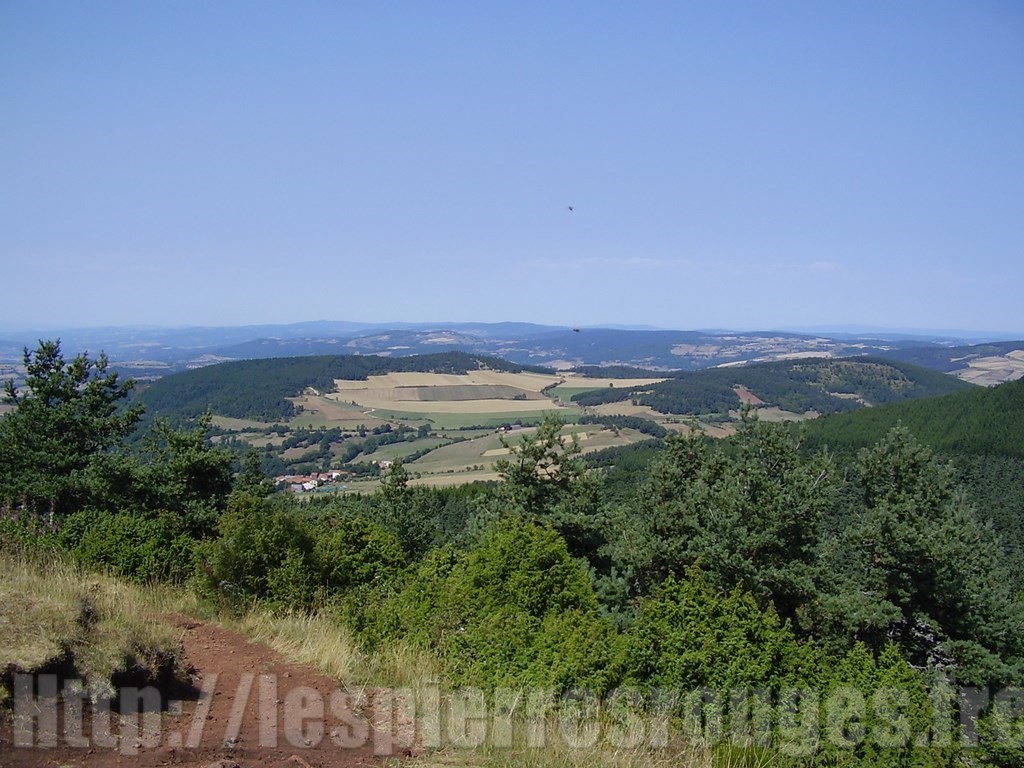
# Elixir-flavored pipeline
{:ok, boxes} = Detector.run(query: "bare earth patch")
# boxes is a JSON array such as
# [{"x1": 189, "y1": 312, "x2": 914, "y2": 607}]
[{"x1": 1, "y1": 618, "x2": 410, "y2": 767}]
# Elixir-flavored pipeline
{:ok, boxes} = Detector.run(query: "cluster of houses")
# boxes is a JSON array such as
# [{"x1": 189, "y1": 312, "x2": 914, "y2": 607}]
[{"x1": 274, "y1": 470, "x2": 347, "y2": 493}]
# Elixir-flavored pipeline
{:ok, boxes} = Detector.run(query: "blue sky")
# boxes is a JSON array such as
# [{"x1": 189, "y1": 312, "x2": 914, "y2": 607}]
[{"x1": 2, "y1": 1, "x2": 1022, "y2": 334}]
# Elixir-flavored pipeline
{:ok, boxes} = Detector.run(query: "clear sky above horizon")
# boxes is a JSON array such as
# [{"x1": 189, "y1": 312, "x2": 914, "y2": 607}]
[{"x1": 2, "y1": 2, "x2": 1022, "y2": 334}]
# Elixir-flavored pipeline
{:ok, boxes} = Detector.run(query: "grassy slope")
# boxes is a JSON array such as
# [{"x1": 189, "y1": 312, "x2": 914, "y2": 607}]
[{"x1": 0, "y1": 553, "x2": 189, "y2": 702}]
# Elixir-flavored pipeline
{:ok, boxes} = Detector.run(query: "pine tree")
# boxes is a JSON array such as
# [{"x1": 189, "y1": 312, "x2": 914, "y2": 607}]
[{"x1": 0, "y1": 340, "x2": 142, "y2": 518}]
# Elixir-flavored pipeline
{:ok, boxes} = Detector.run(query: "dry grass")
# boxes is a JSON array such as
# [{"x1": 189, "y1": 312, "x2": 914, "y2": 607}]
[
  {"x1": 229, "y1": 609, "x2": 441, "y2": 713},
  {"x1": 0, "y1": 553, "x2": 190, "y2": 702},
  {"x1": 233, "y1": 611, "x2": 369, "y2": 683}
]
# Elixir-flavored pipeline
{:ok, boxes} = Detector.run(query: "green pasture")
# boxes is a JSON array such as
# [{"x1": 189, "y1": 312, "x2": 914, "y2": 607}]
[
  {"x1": 363, "y1": 436, "x2": 449, "y2": 462},
  {"x1": 409, "y1": 432, "x2": 509, "y2": 473},
  {"x1": 367, "y1": 407, "x2": 580, "y2": 430}
]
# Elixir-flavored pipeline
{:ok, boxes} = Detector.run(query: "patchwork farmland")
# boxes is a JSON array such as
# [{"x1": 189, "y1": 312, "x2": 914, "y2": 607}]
[
  {"x1": 146, "y1": 352, "x2": 921, "y2": 494},
  {"x1": 203, "y1": 367, "x2": 677, "y2": 492}
]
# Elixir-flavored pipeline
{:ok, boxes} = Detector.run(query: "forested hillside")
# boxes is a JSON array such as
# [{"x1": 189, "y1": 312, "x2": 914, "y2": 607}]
[
  {"x1": 573, "y1": 357, "x2": 971, "y2": 415},
  {"x1": 800, "y1": 377, "x2": 1024, "y2": 458},
  {"x1": 139, "y1": 351, "x2": 549, "y2": 422},
  {"x1": 799, "y1": 377, "x2": 1024, "y2": 584}
]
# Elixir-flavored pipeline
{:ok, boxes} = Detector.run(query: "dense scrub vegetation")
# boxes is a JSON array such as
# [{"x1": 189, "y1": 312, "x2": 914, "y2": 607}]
[
  {"x1": 139, "y1": 350, "x2": 550, "y2": 422},
  {"x1": 573, "y1": 357, "x2": 972, "y2": 416},
  {"x1": 4, "y1": 341, "x2": 1024, "y2": 765}
]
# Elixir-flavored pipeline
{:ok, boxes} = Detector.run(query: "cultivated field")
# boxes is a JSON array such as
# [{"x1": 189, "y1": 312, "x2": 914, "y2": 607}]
[
  {"x1": 730, "y1": 406, "x2": 815, "y2": 423},
  {"x1": 198, "y1": 369, "x2": 738, "y2": 490},
  {"x1": 333, "y1": 370, "x2": 563, "y2": 391},
  {"x1": 325, "y1": 370, "x2": 580, "y2": 429},
  {"x1": 953, "y1": 351, "x2": 1024, "y2": 386},
  {"x1": 288, "y1": 394, "x2": 395, "y2": 429},
  {"x1": 558, "y1": 375, "x2": 669, "y2": 388},
  {"x1": 363, "y1": 407, "x2": 578, "y2": 430}
]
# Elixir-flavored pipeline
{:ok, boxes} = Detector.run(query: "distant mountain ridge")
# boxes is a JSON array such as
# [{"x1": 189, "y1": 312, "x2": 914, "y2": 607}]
[{"x1": 2, "y1": 321, "x2": 1022, "y2": 386}]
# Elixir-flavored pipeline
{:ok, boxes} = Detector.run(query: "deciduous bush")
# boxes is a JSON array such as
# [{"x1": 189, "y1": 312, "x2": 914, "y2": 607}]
[{"x1": 59, "y1": 510, "x2": 194, "y2": 582}]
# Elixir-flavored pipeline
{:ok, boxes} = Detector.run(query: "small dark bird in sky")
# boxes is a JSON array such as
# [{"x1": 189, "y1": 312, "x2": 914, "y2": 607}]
[{"x1": 567, "y1": 205, "x2": 574, "y2": 212}]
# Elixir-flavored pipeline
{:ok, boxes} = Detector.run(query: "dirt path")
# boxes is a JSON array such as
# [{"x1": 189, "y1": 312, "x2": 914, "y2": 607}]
[{"x1": 2, "y1": 617, "x2": 414, "y2": 768}]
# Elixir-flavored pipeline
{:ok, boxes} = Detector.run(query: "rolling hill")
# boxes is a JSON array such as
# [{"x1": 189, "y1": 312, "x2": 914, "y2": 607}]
[
  {"x1": 138, "y1": 351, "x2": 551, "y2": 423},
  {"x1": 571, "y1": 357, "x2": 973, "y2": 417},
  {"x1": 874, "y1": 340, "x2": 1024, "y2": 385}
]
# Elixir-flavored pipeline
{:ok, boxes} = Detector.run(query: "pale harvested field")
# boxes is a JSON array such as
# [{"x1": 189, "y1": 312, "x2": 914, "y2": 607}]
[
  {"x1": 558, "y1": 375, "x2": 668, "y2": 388},
  {"x1": 578, "y1": 427, "x2": 649, "y2": 453},
  {"x1": 368, "y1": 407, "x2": 579, "y2": 430},
  {"x1": 953, "y1": 353, "x2": 1024, "y2": 386},
  {"x1": 328, "y1": 371, "x2": 571, "y2": 416},
  {"x1": 481, "y1": 446, "x2": 512, "y2": 457},
  {"x1": 663, "y1": 421, "x2": 699, "y2": 434},
  {"x1": 411, "y1": 470, "x2": 504, "y2": 487},
  {"x1": 701, "y1": 422, "x2": 738, "y2": 438},
  {"x1": 411, "y1": 425, "x2": 636, "y2": 474},
  {"x1": 281, "y1": 445, "x2": 320, "y2": 460},
  {"x1": 348, "y1": 397, "x2": 572, "y2": 414},
  {"x1": 288, "y1": 395, "x2": 392, "y2": 428},
  {"x1": 333, "y1": 370, "x2": 563, "y2": 392},
  {"x1": 331, "y1": 384, "x2": 550, "y2": 403},
  {"x1": 590, "y1": 401, "x2": 668, "y2": 419}
]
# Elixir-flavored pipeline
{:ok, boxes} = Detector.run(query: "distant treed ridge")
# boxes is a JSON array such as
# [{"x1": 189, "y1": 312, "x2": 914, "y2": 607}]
[{"x1": 572, "y1": 358, "x2": 972, "y2": 416}]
